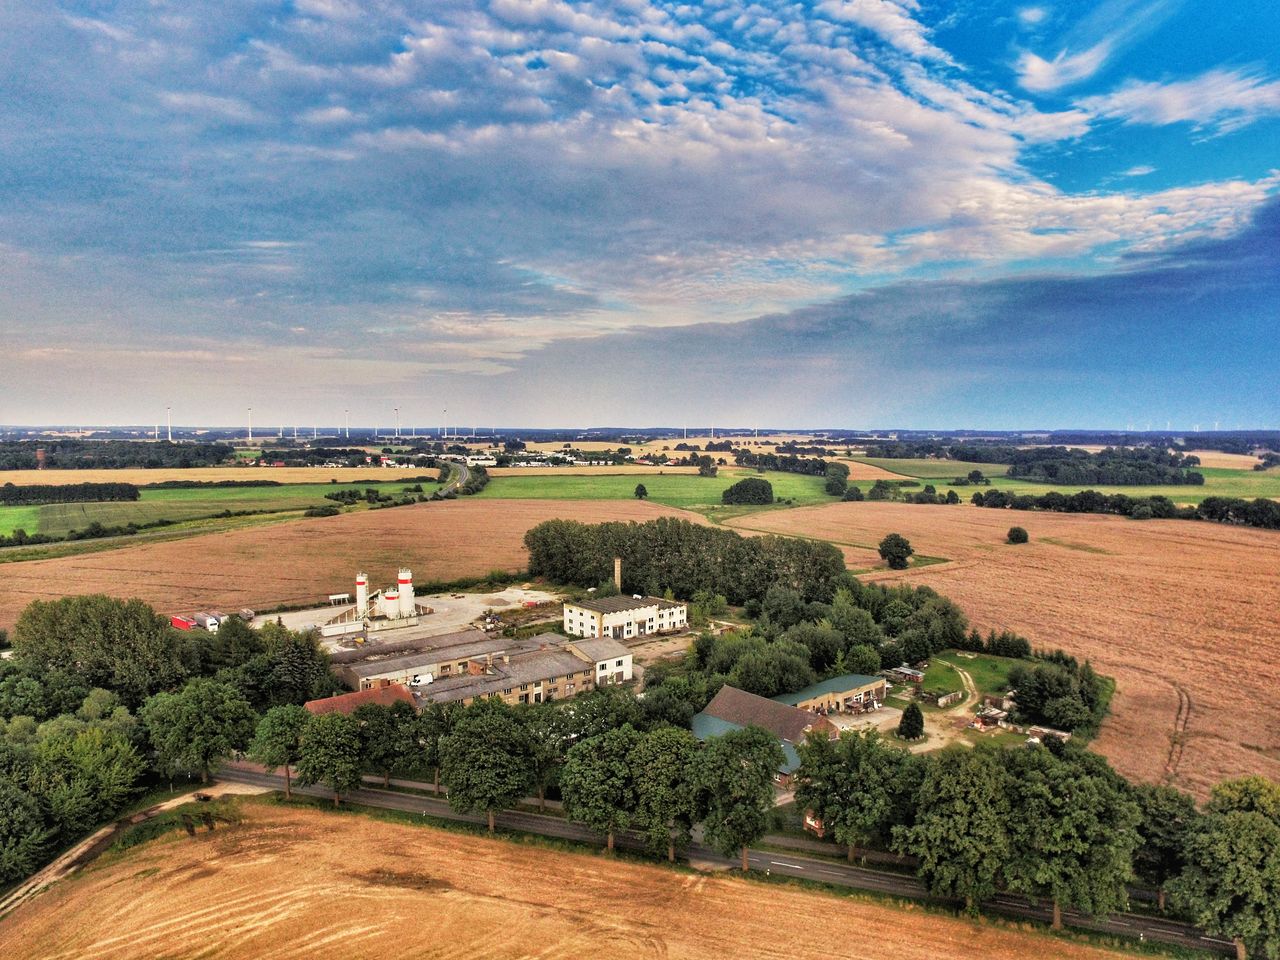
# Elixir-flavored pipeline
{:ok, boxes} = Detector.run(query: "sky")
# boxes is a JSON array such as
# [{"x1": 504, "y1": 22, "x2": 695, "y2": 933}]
[{"x1": 0, "y1": 0, "x2": 1277, "y2": 430}]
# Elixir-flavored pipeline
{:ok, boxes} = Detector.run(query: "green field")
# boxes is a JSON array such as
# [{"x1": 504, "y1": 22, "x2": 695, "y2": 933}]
[
  {"x1": 852, "y1": 459, "x2": 1280, "y2": 505},
  {"x1": 477, "y1": 468, "x2": 833, "y2": 511},
  {"x1": 934, "y1": 650, "x2": 1019, "y2": 696},
  {"x1": 856, "y1": 457, "x2": 1011, "y2": 479},
  {"x1": 0, "y1": 481, "x2": 435, "y2": 538}
]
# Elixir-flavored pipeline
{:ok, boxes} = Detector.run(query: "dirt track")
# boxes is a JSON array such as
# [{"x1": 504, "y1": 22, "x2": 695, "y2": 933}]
[
  {"x1": 0, "y1": 803, "x2": 1154, "y2": 960},
  {"x1": 727, "y1": 502, "x2": 1280, "y2": 797}
]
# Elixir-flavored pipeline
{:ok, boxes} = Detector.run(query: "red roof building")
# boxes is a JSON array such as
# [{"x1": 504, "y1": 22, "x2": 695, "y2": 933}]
[{"x1": 304, "y1": 681, "x2": 415, "y2": 716}]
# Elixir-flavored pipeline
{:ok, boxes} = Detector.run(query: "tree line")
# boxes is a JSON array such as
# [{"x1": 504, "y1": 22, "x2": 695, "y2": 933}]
[
  {"x1": 0, "y1": 440, "x2": 235, "y2": 471},
  {"x1": 972, "y1": 489, "x2": 1280, "y2": 530},
  {"x1": 0, "y1": 482, "x2": 141, "y2": 505}
]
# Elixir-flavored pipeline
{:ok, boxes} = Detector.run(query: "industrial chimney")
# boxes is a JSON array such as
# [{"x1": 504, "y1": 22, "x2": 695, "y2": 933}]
[
  {"x1": 355, "y1": 572, "x2": 369, "y2": 618},
  {"x1": 613, "y1": 557, "x2": 622, "y2": 592},
  {"x1": 398, "y1": 568, "x2": 415, "y2": 618}
]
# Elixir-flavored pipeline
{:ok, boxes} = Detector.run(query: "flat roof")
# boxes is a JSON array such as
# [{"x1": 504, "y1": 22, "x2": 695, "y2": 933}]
[
  {"x1": 774, "y1": 673, "x2": 884, "y2": 706},
  {"x1": 568, "y1": 637, "x2": 630, "y2": 662},
  {"x1": 343, "y1": 635, "x2": 511, "y2": 679}
]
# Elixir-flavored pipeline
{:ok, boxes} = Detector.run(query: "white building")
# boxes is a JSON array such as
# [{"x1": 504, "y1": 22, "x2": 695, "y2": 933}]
[
  {"x1": 567, "y1": 637, "x2": 634, "y2": 685},
  {"x1": 562, "y1": 595, "x2": 688, "y2": 641}
]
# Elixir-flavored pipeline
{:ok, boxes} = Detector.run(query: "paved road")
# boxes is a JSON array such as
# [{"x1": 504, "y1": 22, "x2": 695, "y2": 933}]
[
  {"x1": 218, "y1": 768, "x2": 1234, "y2": 956},
  {"x1": 440, "y1": 460, "x2": 470, "y2": 494}
]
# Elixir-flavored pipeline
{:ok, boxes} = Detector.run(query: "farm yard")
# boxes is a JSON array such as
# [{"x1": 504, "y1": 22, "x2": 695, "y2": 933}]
[
  {"x1": 726, "y1": 501, "x2": 1280, "y2": 797},
  {"x1": 0, "y1": 498, "x2": 705, "y2": 630},
  {"x1": 0, "y1": 801, "x2": 1155, "y2": 960}
]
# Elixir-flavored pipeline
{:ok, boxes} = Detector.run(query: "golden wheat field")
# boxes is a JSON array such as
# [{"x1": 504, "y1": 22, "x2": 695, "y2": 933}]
[
  {"x1": 0, "y1": 499, "x2": 702, "y2": 629},
  {"x1": 727, "y1": 502, "x2": 1280, "y2": 797},
  {"x1": 0, "y1": 803, "x2": 1154, "y2": 960}
]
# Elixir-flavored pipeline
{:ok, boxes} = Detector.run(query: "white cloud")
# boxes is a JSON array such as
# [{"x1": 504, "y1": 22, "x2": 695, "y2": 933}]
[
  {"x1": 1016, "y1": 40, "x2": 1112, "y2": 92},
  {"x1": 1122, "y1": 164, "x2": 1155, "y2": 176},
  {"x1": 159, "y1": 91, "x2": 263, "y2": 123},
  {"x1": 299, "y1": 105, "x2": 359, "y2": 125},
  {"x1": 1079, "y1": 68, "x2": 1280, "y2": 134},
  {"x1": 816, "y1": 0, "x2": 950, "y2": 61},
  {"x1": 1017, "y1": 7, "x2": 1048, "y2": 26}
]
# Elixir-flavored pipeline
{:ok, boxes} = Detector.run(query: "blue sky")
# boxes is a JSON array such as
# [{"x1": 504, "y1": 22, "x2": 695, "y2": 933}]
[{"x1": 0, "y1": 0, "x2": 1277, "y2": 428}]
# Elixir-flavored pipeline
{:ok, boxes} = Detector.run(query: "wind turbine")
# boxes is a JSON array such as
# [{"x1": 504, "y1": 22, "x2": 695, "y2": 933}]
[
  {"x1": 166, "y1": 406, "x2": 172, "y2": 443},
  {"x1": 248, "y1": 407, "x2": 253, "y2": 443}
]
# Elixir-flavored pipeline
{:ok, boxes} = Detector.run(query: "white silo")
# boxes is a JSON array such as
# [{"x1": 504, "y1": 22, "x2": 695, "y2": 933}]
[
  {"x1": 382, "y1": 588, "x2": 400, "y2": 619},
  {"x1": 355, "y1": 572, "x2": 369, "y2": 617},
  {"x1": 398, "y1": 568, "x2": 415, "y2": 618}
]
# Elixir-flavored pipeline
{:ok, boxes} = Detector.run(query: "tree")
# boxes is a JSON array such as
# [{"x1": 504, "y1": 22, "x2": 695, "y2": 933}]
[
  {"x1": 1004, "y1": 747, "x2": 1141, "y2": 929},
  {"x1": 631, "y1": 727, "x2": 702, "y2": 861},
  {"x1": 561, "y1": 724, "x2": 642, "y2": 852},
  {"x1": 440, "y1": 699, "x2": 535, "y2": 833},
  {"x1": 696, "y1": 726, "x2": 784, "y2": 872},
  {"x1": 0, "y1": 776, "x2": 47, "y2": 883},
  {"x1": 696, "y1": 455, "x2": 718, "y2": 477},
  {"x1": 249, "y1": 705, "x2": 310, "y2": 799},
  {"x1": 897, "y1": 702, "x2": 924, "y2": 741},
  {"x1": 796, "y1": 730, "x2": 911, "y2": 862},
  {"x1": 28, "y1": 726, "x2": 145, "y2": 840},
  {"x1": 1171, "y1": 784, "x2": 1280, "y2": 960},
  {"x1": 634, "y1": 483, "x2": 648, "y2": 500},
  {"x1": 895, "y1": 746, "x2": 1012, "y2": 912},
  {"x1": 722, "y1": 477, "x2": 774, "y2": 505},
  {"x1": 1133, "y1": 783, "x2": 1199, "y2": 911},
  {"x1": 141, "y1": 679, "x2": 257, "y2": 784},
  {"x1": 353, "y1": 701, "x2": 418, "y2": 788},
  {"x1": 295, "y1": 711, "x2": 363, "y2": 806},
  {"x1": 878, "y1": 533, "x2": 914, "y2": 570},
  {"x1": 13, "y1": 596, "x2": 191, "y2": 707},
  {"x1": 1007, "y1": 526, "x2": 1029, "y2": 544},
  {"x1": 522, "y1": 702, "x2": 568, "y2": 812}
]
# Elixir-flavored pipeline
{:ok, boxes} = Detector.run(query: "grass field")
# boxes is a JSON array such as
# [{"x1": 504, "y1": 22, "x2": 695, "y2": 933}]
[
  {"x1": 478, "y1": 468, "x2": 833, "y2": 512},
  {"x1": 0, "y1": 800, "x2": 1166, "y2": 960},
  {"x1": 0, "y1": 481, "x2": 437, "y2": 538},
  {"x1": 726, "y1": 501, "x2": 1280, "y2": 798},
  {"x1": 934, "y1": 650, "x2": 1019, "y2": 697},
  {"x1": 850, "y1": 459, "x2": 1280, "y2": 505}
]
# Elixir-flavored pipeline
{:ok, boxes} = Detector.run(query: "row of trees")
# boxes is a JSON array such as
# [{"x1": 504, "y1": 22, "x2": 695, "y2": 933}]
[
  {"x1": 798, "y1": 731, "x2": 1280, "y2": 959},
  {"x1": 973, "y1": 489, "x2": 1280, "y2": 529},
  {"x1": 0, "y1": 440, "x2": 235, "y2": 471},
  {"x1": 0, "y1": 482, "x2": 140, "y2": 505}
]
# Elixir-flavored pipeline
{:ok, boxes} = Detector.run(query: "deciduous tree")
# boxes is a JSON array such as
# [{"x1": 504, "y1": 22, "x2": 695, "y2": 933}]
[
  {"x1": 141, "y1": 679, "x2": 257, "y2": 784},
  {"x1": 440, "y1": 699, "x2": 535, "y2": 833},
  {"x1": 696, "y1": 726, "x2": 784, "y2": 872},
  {"x1": 295, "y1": 711, "x2": 363, "y2": 806},
  {"x1": 630, "y1": 727, "x2": 701, "y2": 861},
  {"x1": 248, "y1": 704, "x2": 310, "y2": 799},
  {"x1": 561, "y1": 724, "x2": 642, "y2": 852}
]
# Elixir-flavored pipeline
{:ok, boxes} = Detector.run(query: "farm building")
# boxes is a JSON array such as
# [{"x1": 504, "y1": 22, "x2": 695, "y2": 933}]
[
  {"x1": 773, "y1": 674, "x2": 886, "y2": 714},
  {"x1": 338, "y1": 629, "x2": 511, "y2": 690},
  {"x1": 566, "y1": 637, "x2": 633, "y2": 685},
  {"x1": 562, "y1": 595, "x2": 687, "y2": 640},
  {"x1": 691, "y1": 685, "x2": 836, "y2": 785}
]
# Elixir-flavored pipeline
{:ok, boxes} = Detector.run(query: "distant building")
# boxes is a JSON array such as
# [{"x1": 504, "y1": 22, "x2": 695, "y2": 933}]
[
  {"x1": 773, "y1": 674, "x2": 886, "y2": 714},
  {"x1": 691, "y1": 685, "x2": 837, "y2": 785},
  {"x1": 562, "y1": 595, "x2": 687, "y2": 640}
]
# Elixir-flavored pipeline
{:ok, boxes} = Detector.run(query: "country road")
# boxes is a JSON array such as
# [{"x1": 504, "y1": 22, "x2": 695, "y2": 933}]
[{"x1": 217, "y1": 767, "x2": 1235, "y2": 957}]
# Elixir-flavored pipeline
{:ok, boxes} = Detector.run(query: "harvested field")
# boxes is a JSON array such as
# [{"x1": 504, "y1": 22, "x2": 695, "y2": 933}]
[
  {"x1": 0, "y1": 499, "x2": 704, "y2": 629},
  {"x1": 0, "y1": 466, "x2": 442, "y2": 486},
  {"x1": 1184, "y1": 449, "x2": 1266, "y2": 470},
  {"x1": 0, "y1": 802, "x2": 1153, "y2": 960},
  {"x1": 727, "y1": 502, "x2": 1280, "y2": 797},
  {"x1": 834, "y1": 458, "x2": 911, "y2": 481}
]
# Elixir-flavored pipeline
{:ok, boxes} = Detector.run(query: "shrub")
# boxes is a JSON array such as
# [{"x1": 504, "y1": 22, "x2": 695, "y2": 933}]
[
  {"x1": 1007, "y1": 526, "x2": 1029, "y2": 544},
  {"x1": 721, "y1": 477, "x2": 774, "y2": 505}
]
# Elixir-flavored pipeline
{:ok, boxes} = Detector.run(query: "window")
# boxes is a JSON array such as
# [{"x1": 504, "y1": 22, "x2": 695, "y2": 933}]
[
  {"x1": 520, "y1": 683, "x2": 529, "y2": 691},
  {"x1": 616, "y1": 659, "x2": 623, "y2": 667},
  {"x1": 503, "y1": 688, "x2": 512, "y2": 695}
]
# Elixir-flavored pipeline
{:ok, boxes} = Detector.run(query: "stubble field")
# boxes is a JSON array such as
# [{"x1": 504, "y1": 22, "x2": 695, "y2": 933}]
[
  {"x1": 727, "y1": 502, "x2": 1280, "y2": 796},
  {"x1": 0, "y1": 499, "x2": 702, "y2": 629},
  {"x1": 0, "y1": 802, "x2": 1153, "y2": 960}
]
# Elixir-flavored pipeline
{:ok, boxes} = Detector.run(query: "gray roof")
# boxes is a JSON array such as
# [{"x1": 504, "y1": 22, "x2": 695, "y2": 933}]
[
  {"x1": 698, "y1": 685, "x2": 824, "y2": 744},
  {"x1": 690, "y1": 713, "x2": 802, "y2": 774},
  {"x1": 774, "y1": 673, "x2": 884, "y2": 706},
  {"x1": 342, "y1": 635, "x2": 510, "y2": 680},
  {"x1": 501, "y1": 649, "x2": 588, "y2": 685},
  {"x1": 569, "y1": 595, "x2": 662, "y2": 614},
  {"x1": 568, "y1": 637, "x2": 630, "y2": 663}
]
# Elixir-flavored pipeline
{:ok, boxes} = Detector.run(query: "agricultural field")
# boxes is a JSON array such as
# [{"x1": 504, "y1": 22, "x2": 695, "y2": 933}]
[
  {"x1": 0, "y1": 482, "x2": 435, "y2": 538},
  {"x1": 488, "y1": 465, "x2": 701, "y2": 476},
  {"x1": 0, "y1": 801, "x2": 1154, "y2": 960},
  {"x1": 726, "y1": 501, "x2": 1280, "y2": 798},
  {"x1": 0, "y1": 498, "x2": 705, "y2": 629},
  {"x1": 477, "y1": 468, "x2": 833, "y2": 512},
  {"x1": 849, "y1": 458, "x2": 1280, "y2": 505}
]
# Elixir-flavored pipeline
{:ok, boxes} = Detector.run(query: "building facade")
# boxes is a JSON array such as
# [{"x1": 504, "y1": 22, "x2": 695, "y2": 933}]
[{"x1": 562, "y1": 595, "x2": 688, "y2": 640}]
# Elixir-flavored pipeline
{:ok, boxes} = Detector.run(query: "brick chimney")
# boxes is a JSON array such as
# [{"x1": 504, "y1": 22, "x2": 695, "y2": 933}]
[{"x1": 613, "y1": 556, "x2": 622, "y2": 591}]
